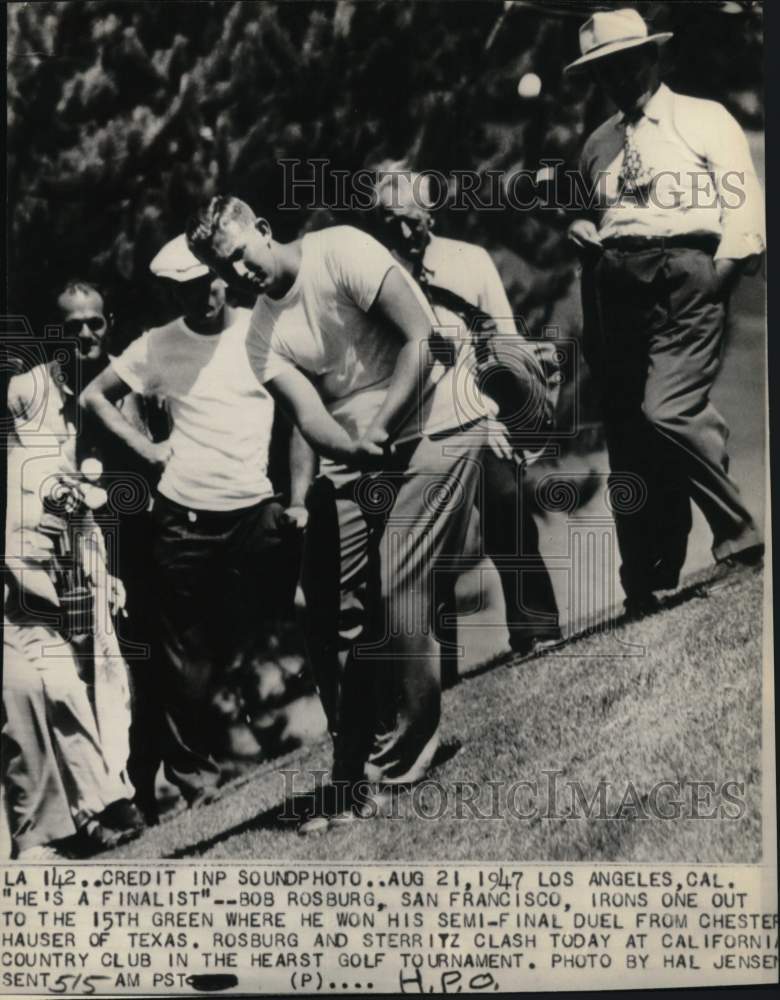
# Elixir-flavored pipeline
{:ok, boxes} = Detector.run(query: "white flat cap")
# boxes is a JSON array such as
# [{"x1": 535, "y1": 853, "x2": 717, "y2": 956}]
[{"x1": 149, "y1": 233, "x2": 210, "y2": 282}]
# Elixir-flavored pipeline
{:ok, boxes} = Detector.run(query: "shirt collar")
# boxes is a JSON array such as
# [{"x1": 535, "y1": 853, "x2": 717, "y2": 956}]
[
  {"x1": 617, "y1": 82, "x2": 673, "y2": 125},
  {"x1": 419, "y1": 261, "x2": 435, "y2": 284}
]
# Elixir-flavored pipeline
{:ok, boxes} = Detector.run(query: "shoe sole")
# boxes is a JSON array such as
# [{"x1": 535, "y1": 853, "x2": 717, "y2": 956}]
[
  {"x1": 508, "y1": 638, "x2": 565, "y2": 665},
  {"x1": 297, "y1": 815, "x2": 330, "y2": 836}
]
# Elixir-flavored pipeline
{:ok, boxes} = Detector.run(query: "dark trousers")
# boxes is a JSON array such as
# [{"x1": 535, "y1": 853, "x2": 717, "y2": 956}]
[
  {"x1": 479, "y1": 448, "x2": 561, "y2": 651},
  {"x1": 439, "y1": 446, "x2": 561, "y2": 680},
  {"x1": 588, "y1": 247, "x2": 760, "y2": 598},
  {"x1": 102, "y1": 510, "x2": 166, "y2": 819},
  {"x1": 151, "y1": 494, "x2": 298, "y2": 801}
]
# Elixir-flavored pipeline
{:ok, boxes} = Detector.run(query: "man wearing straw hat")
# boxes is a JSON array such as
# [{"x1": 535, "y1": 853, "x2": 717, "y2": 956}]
[{"x1": 565, "y1": 7, "x2": 765, "y2": 617}]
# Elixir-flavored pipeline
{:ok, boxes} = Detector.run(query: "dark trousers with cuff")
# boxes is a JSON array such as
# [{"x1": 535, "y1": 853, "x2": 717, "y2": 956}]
[
  {"x1": 151, "y1": 493, "x2": 298, "y2": 802},
  {"x1": 587, "y1": 245, "x2": 760, "y2": 599}
]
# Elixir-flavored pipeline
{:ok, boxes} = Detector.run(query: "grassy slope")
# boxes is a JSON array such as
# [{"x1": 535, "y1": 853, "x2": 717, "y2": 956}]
[{"x1": 112, "y1": 565, "x2": 764, "y2": 864}]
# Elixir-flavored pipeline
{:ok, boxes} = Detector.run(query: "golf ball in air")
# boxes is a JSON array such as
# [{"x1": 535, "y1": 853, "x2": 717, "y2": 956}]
[{"x1": 518, "y1": 73, "x2": 542, "y2": 99}]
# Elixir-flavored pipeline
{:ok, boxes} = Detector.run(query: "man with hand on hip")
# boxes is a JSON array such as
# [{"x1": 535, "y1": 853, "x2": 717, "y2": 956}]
[
  {"x1": 81, "y1": 235, "x2": 296, "y2": 819},
  {"x1": 566, "y1": 7, "x2": 765, "y2": 616}
]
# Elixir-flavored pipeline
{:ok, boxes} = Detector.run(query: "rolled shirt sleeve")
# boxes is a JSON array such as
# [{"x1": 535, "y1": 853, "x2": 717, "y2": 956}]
[
  {"x1": 707, "y1": 106, "x2": 766, "y2": 261},
  {"x1": 325, "y1": 227, "x2": 396, "y2": 312}
]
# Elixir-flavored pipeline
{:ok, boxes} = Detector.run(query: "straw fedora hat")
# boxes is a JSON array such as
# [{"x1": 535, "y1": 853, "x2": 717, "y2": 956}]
[{"x1": 565, "y1": 8, "x2": 672, "y2": 72}]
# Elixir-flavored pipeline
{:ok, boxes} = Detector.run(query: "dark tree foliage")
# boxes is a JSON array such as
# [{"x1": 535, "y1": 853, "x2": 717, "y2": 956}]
[{"x1": 8, "y1": 0, "x2": 763, "y2": 350}]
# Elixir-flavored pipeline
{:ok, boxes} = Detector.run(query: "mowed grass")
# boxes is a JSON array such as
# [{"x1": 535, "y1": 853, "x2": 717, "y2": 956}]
[{"x1": 112, "y1": 566, "x2": 764, "y2": 864}]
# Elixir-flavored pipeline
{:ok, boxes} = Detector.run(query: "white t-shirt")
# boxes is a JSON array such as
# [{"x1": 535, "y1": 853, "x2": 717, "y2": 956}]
[
  {"x1": 112, "y1": 309, "x2": 275, "y2": 511},
  {"x1": 245, "y1": 226, "x2": 471, "y2": 453}
]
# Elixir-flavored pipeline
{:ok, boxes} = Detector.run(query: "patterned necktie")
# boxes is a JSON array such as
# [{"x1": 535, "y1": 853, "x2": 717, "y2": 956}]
[{"x1": 619, "y1": 112, "x2": 654, "y2": 194}]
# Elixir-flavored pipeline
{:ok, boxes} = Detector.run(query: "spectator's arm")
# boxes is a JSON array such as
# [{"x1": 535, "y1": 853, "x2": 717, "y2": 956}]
[
  {"x1": 4, "y1": 507, "x2": 60, "y2": 614},
  {"x1": 566, "y1": 139, "x2": 607, "y2": 247},
  {"x1": 285, "y1": 426, "x2": 318, "y2": 528},
  {"x1": 707, "y1": 106, "x2": 765, "y2": 263},
  {"x1": 80, "y1": 366, "x2": 170, "y2": 471}
]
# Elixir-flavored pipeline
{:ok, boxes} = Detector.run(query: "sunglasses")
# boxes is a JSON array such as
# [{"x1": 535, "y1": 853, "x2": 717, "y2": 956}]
[
  {"x1": 63, "y1": 316, "x2": 107, "y2": 338},
  {"x1": 382, "y1": 212, "x2": 430, "y2": 231}
]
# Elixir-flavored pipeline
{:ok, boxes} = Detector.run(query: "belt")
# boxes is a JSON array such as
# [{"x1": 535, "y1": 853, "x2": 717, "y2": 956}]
[{"x1": 601, "y1": 234, "x2": 719, "y2": 255}]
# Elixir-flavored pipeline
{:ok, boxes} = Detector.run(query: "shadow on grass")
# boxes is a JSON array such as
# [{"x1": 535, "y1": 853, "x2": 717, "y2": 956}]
[
  {"x1": 465, "y1": 568, "x2": 741, "y2": 681},
  {"x1": 165, "y1": 740, "x2": 467, "y2": 859},
  {"x1": 165, "y1": 791, "x2": 316, "y2": 859}
]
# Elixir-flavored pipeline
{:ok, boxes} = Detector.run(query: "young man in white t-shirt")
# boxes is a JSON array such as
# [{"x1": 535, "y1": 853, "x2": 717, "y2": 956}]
[
  {"x1": 187, "y1": 196, "x2": 487, "y2": 828},
  {"x1": 81, "y1": 235, "x2": 296, "y2": 817}
]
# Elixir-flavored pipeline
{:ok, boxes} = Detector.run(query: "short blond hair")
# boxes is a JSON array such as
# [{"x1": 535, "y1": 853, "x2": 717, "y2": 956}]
[{"x1": 186, "y1": 196, "x2": 257, "y2": 258}]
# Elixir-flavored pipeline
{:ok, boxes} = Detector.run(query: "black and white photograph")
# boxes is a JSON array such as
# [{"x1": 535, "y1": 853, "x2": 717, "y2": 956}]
[{"x1": 2, "y1": 0, "x2": 775, "y2": 993}]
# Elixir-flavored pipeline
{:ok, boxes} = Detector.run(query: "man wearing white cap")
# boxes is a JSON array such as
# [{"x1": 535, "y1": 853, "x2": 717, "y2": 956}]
[
  {"x1": 565, "y1": 7, "x2": 765, "y2": 616},
  {"x1": 81, "y1": 235, "x2": 295, "y2": 816}
]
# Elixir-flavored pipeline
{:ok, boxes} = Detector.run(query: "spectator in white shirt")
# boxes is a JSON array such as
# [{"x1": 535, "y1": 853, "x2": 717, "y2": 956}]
[
  {"x1": 369, "y1": 163, "x2": 561, "y2": 659},
  {"x1": 4, "y1": 280, "x2": 144, "y2": 857},
  {"x1": 566, "y1": 8, "x2": 764, "y2": 616}
]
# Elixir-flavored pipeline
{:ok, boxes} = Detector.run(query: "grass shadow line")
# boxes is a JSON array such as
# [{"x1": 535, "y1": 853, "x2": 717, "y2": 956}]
[{"x1": 164, "y1": 791, "x2": 317, "y2": 859}]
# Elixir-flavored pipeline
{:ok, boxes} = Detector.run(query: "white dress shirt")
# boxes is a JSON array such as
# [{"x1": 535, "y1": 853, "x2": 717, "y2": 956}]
[
  {"x1": 580, "y1": 84, "x2": 765, "y2": 260},
  {"x1": 419, "y1": 235, "x2": 519, "y2": 426}
]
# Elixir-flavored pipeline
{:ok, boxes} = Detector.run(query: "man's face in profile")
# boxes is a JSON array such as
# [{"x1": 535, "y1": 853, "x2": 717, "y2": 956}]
[
  {"x1": 57, "y1": 287, "x2": 108, "y2": 363},
  {"x1": 204, "y1": 218, "x2": 279, "y2": 299}
]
